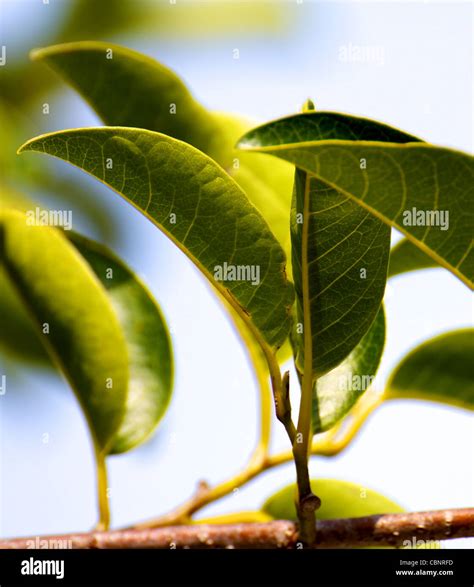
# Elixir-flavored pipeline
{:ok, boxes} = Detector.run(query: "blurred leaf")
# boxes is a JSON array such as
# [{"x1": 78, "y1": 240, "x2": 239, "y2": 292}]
[
  {"x1": 238, "y1": 112, "x2": 474, "y2": 289},
  {"x1": 31, "y1": 42, "x2": 294, "y2": 261},
  {"x1": 312, "y1": 308, "x2": 385, "y2": 433},
  {"x1": 70, "y1": 234, "x2": 174, "y2": 454},
  {"x1": 19, "y1": 128, "x2": 294, "y2": 352},
  {"x1": 388, "y1": 238, "x2": 439, "y2": 278},
  {"x1": 0, "y1": 266, "x2": 50, "y2": 364},
  {"x1": 0, "y1": 209, "x2": 128, "y2": 452},
  {"x1": 0, "y1": 1, "x2": 292, "y2": 109},
  {"x1": 0, "y1": 185, "x2": 114, "y2": 363},
  {"x1": 262, "y1": 478, "x2": 404, "y2": 521},
  {"x1": 59, "y1": 0, "x2": 292, "y2": 41},
  {"x1": 58, "y1": 0, "x2": 154, "y2": 41},
  {"x1": 31, "y1": 42, "x2": 222, "y2": 160},
  {"x1": 0, "y1": 187, "x2": 50, "y2": 363},
  {"x1": 386, "y1": 330, "x2": 474, "y2": 411},
  {"x1": 213, "y1": 113, "x2": 294, "y2": 260},
  {"x1": 30, "y1": 42, "x2": 295, "y2": 369}
]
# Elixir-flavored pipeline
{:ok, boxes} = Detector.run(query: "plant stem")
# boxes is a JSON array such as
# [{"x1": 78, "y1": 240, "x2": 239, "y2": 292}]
[
  {"x1": 265, "y1": 352, "x2": 296, "y2": 444},
  {"x1": 133, "y1": 459, "x2": 266, "y2": 529},
  {"x1": 130, "y1": 391, "x2": 382, "y2": 531},
  {"x1": 95, "y1": 450, "x2": 110, "y2": 531},
  {"x1": 292, "y1": 173, "x2": 319, "y2": 545},
  {"x1": 133, "y1": 346, "x2": 274, "y2": 530},
  {"x1": 269, "y1": 390, "x2": 383, "y2": 467},
  {"x1": 5, "y1": 509, "x2": 474, "y2": 549}
]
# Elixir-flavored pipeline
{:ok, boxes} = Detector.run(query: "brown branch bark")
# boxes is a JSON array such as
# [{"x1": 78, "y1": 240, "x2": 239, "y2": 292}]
[{"x1": 1, "y1": 508, "x2": 473, "y2": 549}]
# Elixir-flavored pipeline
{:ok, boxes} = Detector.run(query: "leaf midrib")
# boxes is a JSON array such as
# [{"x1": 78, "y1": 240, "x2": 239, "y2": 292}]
[
  {"x1": 18, "y1": 128, "x2": 284, "y2": 361},
  {"x1": 298, "y1": 173, "x2": 314, "y2": 434},
  {"x1": 241, "y1": 141, "x2": 472, "y2": 288}
]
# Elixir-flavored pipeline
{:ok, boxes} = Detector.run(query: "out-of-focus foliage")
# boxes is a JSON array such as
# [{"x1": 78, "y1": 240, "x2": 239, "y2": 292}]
[
  {"x1": 0, "y1": 209, "x2": 129, "y2": 452},
  {"x1": 71, "y1": 233, "x2": 174, "y2": 455},
  {"x1": 0, "y1": 0, "x2": 297, "y2": 366},
  {"x1": 262, "y1": 478, "x2": 404, "y2": 521},
  {"x1": 386, "y1": 330, "x2": 474, "y2": 411},
  {"x1": 1, "y1": 0, "x2": 294, "y2": 108},
  {"x1": 19, "y1": 127, "x2": 295, "y2": 352}
]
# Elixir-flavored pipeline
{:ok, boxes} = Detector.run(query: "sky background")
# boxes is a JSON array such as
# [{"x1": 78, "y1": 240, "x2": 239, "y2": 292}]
[{"x1": 0, "y1": 0, "x2": 472, "y2": 547}]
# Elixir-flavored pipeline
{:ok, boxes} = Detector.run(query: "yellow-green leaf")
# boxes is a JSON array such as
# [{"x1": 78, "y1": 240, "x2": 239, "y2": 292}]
[
  {"x1": 70, "y1": 234, "x2": 174, "y2": 454},
  {"x1": 0, "y1": 209, "x2": 128, "y2": 452},
  {"x1": 30, "y1": 42, "x2": 294, "y2": 262},
  {"x1": 18, "y1": 128, "x2": 294, "y2": 353},
  {"x1": 262, "y1": 478, "x2": 404, "y2": 521},
  {"x1": 386, "y1": 329, "x2": 474, "y2": 411}
]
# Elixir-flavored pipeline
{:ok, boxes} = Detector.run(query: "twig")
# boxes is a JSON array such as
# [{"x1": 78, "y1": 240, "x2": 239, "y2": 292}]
[
  {"x1": 130, "y1": 393, "x2": 382, "y2": 530},
  {"x1": 2, "y1": 508, "x2": 472, "y2": 549}
]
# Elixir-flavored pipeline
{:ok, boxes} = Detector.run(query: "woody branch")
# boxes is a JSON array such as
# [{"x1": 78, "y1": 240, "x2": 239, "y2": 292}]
[{"x1": 1, "y1": 508, "x2": 473, "y2": 549}]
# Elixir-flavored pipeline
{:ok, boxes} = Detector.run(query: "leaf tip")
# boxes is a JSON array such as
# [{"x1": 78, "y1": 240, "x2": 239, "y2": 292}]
[
  {"x1": 29, "y1": 47, "x2": 45, "y2": 62},
  {"x1": 17, "y1": 134, "x2": 47, "y2": 155},
  {"x1": 16, "y1": 139, "x2": 34, "y2": 155}
]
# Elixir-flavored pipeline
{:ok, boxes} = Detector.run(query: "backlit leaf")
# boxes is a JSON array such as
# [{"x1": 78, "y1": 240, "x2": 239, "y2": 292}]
[
  {"x1": 70, "y1": 234, "x2": 174, "y2": 454},
  {"x1": 386, "y1": 329, "x2": 474, "y2": 411},
  {"x1": 283, "y1": 112, "x2": 420, "y2": 377},
  {"x1": 262, "y1": 478, "x2": 404, "y2": 521},
  {"x1": 388, "y1": 238, "x2": 439, "y2": 278},
  {"x1": 31, "y1": 42, "x2": 294, "y2": 261},
  {"x1": 312, "y1": 308, "x2": 385, "y2": 433},
  {"x1": 18, "y1": 128, "x2": 294, "y2": 354},
  {"x1": 0, "y1": 209, "x2": 128, "y2": 452},
  {"x1": 238, "y1": 112, "x2": 473, "y2": 289}
]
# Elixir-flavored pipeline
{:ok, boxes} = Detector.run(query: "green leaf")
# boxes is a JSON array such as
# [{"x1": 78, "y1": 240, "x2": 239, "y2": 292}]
[
  {"x1": 386, "y1": 329, "x2": 474, "y2": 411},
  {"x1": 70, "y1": 234, "x2": 174, "y2": 454},
  {"x1": 312, "y1": 308, "x2": 385, "y2": 433},
  {"x1": 0, "y1": 191, "x2": 48, "y2": 365},
  {"x1": 286, "y1": 111, "x2": 419, "y2": 377},
  {"x1": 18, "y1": 128, "x2": 294, "y2": 353},
  {"x1": 31, "y1": 42, "x2": 294, "y2": 262},
  {"x1": 213, "y1": 113, "x2": 294, "y2": 260},
  {"x1": 290, "y1": 167, "x2": 390, "y2": 378},
  {"x1": 262, "y1": 478, "x2": 404, "y2": 521},
  {"x1": 30, "y1": 42, "x2": 296, "y2": 373},
  {"x1": 0, "y1": 209, "x2": 128, "y2": 452},
  {"x1": 388, "y1": 238, "x2": 439, "y2": 278},
  {"x1": 0, "y1": 264, "x2": 50, "y2": 364},
  {"x1": 237, "y1": 112, "x2": 474, "y2": 289},
  {"x1": 31, "y1": 42, "x2": 223, "y2": 162}
]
